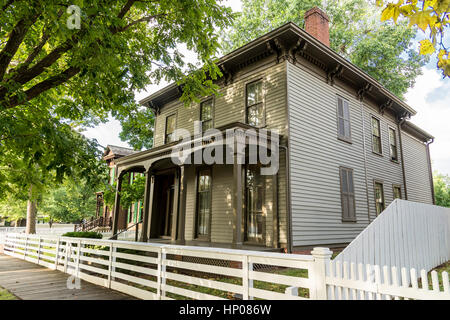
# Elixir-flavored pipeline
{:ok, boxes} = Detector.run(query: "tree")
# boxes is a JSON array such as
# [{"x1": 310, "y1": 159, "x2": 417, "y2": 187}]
[
  {"x1": 117, "y1": 107, "x2": 155, "y2": 150},
  {"x1": 0, "y1": 0, "x2": 232, "y2": 111},
  {"x1": 221, "y1": 0, "x2": 428, "y2": 98},
  {"x1": 377, "y1": 0, "x2": 450, "y2": 77},
  {"x1": 0, "y1": 1, "x2": 233, "y2": 201},
  {"x1": 433, "y1": 171, "x2": 450, "y2": 207},
  {"x1": 0, "y1": 116, "x2": 108, "y2": 233},
  {"x1": 39, "y1": 178, "x2": 103, "y2": 223}
]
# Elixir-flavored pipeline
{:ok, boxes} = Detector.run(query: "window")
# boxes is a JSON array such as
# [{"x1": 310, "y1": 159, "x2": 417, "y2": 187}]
[
  {"x1": 246, "y1": 80, "x2": 264, "y2": 127},
  {"x1": 393, "y1": 185, "x2": 402, "y2": 199},
  {"x1": 200, "y1": 99, "x2": 214, "y2": 132},
  {"x1": 337, "y1": 97, "x2": 351, "y2": 141},
  {"x1": 196, "y1": 169, "x2": 212, "y2": 238},
  {"x1": 165, "y1": 114, "x2": 176, "y2": 143},
  {"x1": 245, "y1": 165, "x2": 265, "y2": 243},
  {"x1": 374, "y1": 181, "x2": 385, "y2": 215},
  {"x1": 389, "y1": 127, "x2": 398, "y2": 161},
  {"x1": 339, "y1": 167, "x2": 356, "y2": 222},
  {"x1": 371, "y1": 117, "x2": 382, "y2": 154}
]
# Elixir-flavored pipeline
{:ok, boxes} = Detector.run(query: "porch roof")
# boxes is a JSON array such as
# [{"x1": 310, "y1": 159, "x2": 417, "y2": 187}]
[{"x1": 115, "y1": 122, "x2": 281, "y2": 170}]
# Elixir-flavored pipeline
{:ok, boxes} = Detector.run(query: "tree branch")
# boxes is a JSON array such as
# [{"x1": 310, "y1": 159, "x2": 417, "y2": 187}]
[
  {"x1": 2, "y1": 66, "x2": 81, "y2": 109},
  {"x1": 118, "y1": 14, "x2": 167, "y2": 32},
  {"x1": 0, "y1": 12, "x2": 41, "y2": 81},
  {"x1": 118, "y1": 0, "x2": 137, "y2": 19}
]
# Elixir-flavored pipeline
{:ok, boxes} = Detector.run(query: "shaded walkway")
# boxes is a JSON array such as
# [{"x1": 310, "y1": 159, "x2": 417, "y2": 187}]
[{"x1": 0, "y1": 254, "x2": 135, "y2": 300}]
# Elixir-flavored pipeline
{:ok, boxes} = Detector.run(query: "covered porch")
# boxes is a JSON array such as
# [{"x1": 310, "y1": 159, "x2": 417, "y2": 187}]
[{"x1": 110, "y1": 122, "x2": 283, "y2": 250}]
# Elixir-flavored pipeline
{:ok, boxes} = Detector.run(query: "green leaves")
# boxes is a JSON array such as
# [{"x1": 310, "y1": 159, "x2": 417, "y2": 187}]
[
  {"x1": 222, "y1": 0, "x2": 427, "y2": 98},
  {"x1": 433, "y1": 171, "x2": 450, "y2": 208}
]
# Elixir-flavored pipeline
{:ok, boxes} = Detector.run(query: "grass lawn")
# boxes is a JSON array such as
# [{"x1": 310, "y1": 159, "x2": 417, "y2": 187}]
[{"x1": 0, "y1": 286, "x2": 17, "y2": 300}]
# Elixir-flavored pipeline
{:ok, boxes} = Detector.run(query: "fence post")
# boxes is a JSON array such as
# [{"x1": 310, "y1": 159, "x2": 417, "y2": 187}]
[
  {"x1": 108, "y1": 242, "x2": 114, "y2": 288},
  {"x1": 23, "y1": 235, "x2": 28, "y2": 259},
  {"x1": 37, "y1": 236, "x2": 42, "y2": 264},
  {"x1": 64, "y1": 241, "x2": 69, "y2": 273},
  {"x1": 242, "y1": 255, "x2": 249, "y2": 300},
  {"x1": 159, "y1": 248, "x2": 166, "y2": 300},
  {"x1": 311, "y1": 247, "x2": 333, "y2": 300},
  {"x1": 76, "y1": 240, "x2": 81, "y2": 279},
  {"x1": 54, "y1": 237, "x2": 60, "y2": 270}
]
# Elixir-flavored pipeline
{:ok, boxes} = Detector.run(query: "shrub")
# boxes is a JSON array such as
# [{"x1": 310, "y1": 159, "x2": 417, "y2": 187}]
[{"x1": 62, "y1": 231, "x2": 103, "y2": 239}]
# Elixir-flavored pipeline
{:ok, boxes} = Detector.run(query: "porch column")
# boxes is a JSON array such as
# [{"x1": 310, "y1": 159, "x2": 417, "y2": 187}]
[
  {"x1": 140, "y1": 170, "x2": 154, "y2": 242},
  {"x1": 176, "y1": 165, "x2": 187, "y2": 244},
  {"x1": 233, "y1": 151, "x2": 244, "y2": 246},
  {"x1": 111, "y1": 172, "x2": 123, "y2": 240}
]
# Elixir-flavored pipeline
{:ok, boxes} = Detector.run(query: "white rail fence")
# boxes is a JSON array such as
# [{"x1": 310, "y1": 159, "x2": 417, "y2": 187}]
[
  {"x1": 0, "y1": 227, "x2": 74, "y2": 235},
  {"x1": 1, "y1": 233, "x2": 325, "y2": 300},
  {"x1": 1, "y1": 233, "x2": 449, "y2": 300},
  {"x1": 334, "y1": 199, "x2": 450, "y2": 274}
]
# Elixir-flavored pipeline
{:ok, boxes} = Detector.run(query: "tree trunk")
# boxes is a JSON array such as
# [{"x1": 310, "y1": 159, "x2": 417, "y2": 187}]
[{"x1": 26, "y1": 185, "x2": 37, "y2": 234}]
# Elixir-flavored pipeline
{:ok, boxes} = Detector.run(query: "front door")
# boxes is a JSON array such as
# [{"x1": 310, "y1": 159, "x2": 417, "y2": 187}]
[
  {"x1": 154, "y1": 173, "x2": 175, "y2": 239},
  {"x1": 162, "y1": 185, "x2": 174, "y2": 237}
]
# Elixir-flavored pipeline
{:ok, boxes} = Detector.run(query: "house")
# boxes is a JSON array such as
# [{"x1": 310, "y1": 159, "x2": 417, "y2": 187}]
[
  {"x1": 110, "y1": 7, "x2": 434, "y2": 252},
  {"x1": 98, "y1": 145, "x2": 138, "y2": 231}
]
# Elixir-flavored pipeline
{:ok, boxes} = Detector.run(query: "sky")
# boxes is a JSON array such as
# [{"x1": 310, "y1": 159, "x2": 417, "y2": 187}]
[{"x1": 82, "y1": 0, "x2": 450, "y2": 176}]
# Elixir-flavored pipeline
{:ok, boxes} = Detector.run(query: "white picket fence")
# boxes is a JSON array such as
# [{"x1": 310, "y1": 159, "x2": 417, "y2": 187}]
[
  {"x1": 334, "y1": 199, "x2": 450, "y2": 274},
  {"x1": 1, "y1": 233, "x2": 449, "y2": 300},
  {"x1": 326, "y1": 260, "x2": 449, "y2": 300}
]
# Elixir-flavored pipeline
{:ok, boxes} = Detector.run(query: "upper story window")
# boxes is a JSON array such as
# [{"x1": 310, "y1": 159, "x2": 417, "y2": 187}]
[
  {"x1": 393, "y1": 185, "x2": 402, "y2": 199},
  {"x1": 337, "y1": 96, "x2": 351, "y2": 142},
  {"x1": 374, "y1": 181, "x2": 385, "y2": 215},
  {"x1": 339, "y1": 167, "x2": 356, "y2": 222},
  {"x1": 200, "y1": 99, "x2": 214, "y2": 132},
  {"x1": 371, "y1": 117, "x2": 382, "y2": 154},
  {"x1": 165, "y1": 114, "x2": 176, "y2": 144},
  {"x1": 389, "y1": 127, "x2": 398, "y2": 161},
  {"x1": 246, "y1": 80, "x2": 264, "y2": 127}
]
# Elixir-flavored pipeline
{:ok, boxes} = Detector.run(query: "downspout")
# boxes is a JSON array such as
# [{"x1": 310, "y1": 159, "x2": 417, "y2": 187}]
[
  {"x1": 279, "y1": 145, "x2": 292, "y2": 253},
  {"x1": 426, "y1": 138, "x2": 435, "y2": 204},
  {"x1": 359, "y1": 100, "x2": 371, "y2": 223},
  {"x1": 397, "y1": 117, "x2": 409, "y2": 200}
]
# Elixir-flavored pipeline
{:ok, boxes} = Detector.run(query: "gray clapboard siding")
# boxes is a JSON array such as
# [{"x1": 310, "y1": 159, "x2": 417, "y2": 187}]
[
  {"x1": 287, "y1": 61, "x2": 406, "y2": 247},
  {"x1": 402, "y1": 132, "x2": 433, "y2": 204},
  {"x1": 154, "y1": 59, "x2": 288, "y2": 246}
]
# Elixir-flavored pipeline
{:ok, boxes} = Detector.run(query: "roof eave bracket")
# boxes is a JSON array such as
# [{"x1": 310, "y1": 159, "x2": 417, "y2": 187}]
[
  {"x1": 356, "y1": 82, "x2": 373, "y2": 101},
  {"x1": 326, "y1": 64, "x2": 343, "y2": 86}
]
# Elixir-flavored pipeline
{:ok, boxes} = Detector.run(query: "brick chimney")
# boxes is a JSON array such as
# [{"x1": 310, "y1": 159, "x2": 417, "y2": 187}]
[{"x1": 304, "y1": 7, "x2": 330, "y2": 47}]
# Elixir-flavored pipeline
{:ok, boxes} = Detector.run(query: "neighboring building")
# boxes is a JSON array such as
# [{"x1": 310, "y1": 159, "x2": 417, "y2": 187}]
[
  {"x1": 110, "y1": 7, "x2": 434, "y2": 251},
  {"x1": 99, "y1": 145, "x2": 138, "y2": 232}
]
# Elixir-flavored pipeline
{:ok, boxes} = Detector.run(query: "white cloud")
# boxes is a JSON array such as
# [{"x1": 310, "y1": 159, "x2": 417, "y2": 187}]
[{"x1": 404, "y1": 68, "x2": 450, "y2": 175}]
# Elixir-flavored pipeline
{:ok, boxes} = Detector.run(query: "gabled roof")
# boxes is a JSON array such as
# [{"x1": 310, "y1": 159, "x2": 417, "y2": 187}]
[
  {"x1": 103, "y1": 145, "x2": 137, "y2": 160},
  {"x1": 139, "y1": 22, "x2": 417, "y2": 119}
]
